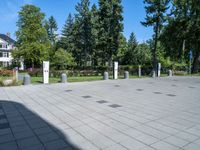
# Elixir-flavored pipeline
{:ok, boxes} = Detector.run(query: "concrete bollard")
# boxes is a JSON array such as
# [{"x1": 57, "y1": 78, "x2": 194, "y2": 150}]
[
  {"x1": 152, "y1": 71, "x2": 156, "y2": 78},
  {"x1": 18, "y1": 74, "x2": 24, "y2": 82},
  {"x1": 103, "y1": 72, "x2": 109, "y2": 80},
  {"x1": 168, "y1": 70, "x2": 173, "y2": 77},
  {"x1": 61, "y1": 73, "x2": 67, "y2": 83},
  {"x1": 124, "y1": 71, "x2": 129, "y2": 79},
  {"x1": 15, "y1": 69, "x2": 18, "y2": 82},
  {"x1": 138, "y1": 65, "x2": 141, "y2": 78},
  {"x1": 23, "y1": 74, "x2": 31, "y2": 85}
]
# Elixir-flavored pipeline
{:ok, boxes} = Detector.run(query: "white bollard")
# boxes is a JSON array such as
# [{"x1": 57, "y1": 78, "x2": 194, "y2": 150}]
[
  {"x1": 113, "y1": 62, "x2": 118, "y2": 80},
  {"x1": 138, "y1": 65, "x2": 141, "y2": 78},
  {"x1": 168, "y1": 70, "x2": 173, "y2": 77},
  {"x1": 158, "y1": 63, "x2": 161, "y2": 77}
]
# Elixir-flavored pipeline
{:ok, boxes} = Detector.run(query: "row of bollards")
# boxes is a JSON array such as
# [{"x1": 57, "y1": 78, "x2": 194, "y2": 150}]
[
  {"x1": 18, "y1": 66, "x2": 173, "y2": 85},
  {"x1": 103, "y1": 71, "x2": 130, "y2": 80}
]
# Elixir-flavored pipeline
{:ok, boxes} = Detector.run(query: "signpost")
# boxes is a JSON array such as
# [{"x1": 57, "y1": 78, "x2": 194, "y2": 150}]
[
  {"x1": 157, "y1": 63, "x2": 161, "y2": 77},
  {"x1": 113, "y1": 62, "x2": 118, "y2": 80},
  {"x1": 43, "y1": 61, "x2": 49, "y2": 84},
  {"x1": 189, "y1": 50, "x2": 193, "y2": 74}
]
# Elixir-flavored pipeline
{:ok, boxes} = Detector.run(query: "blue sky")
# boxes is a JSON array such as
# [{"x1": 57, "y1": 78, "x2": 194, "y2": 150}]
[{"x1": 0, "y1": 0, "x2": 153, "y2": 42}]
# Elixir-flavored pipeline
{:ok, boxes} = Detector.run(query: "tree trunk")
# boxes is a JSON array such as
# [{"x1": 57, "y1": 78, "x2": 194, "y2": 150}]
[
  {"x1": 192, "y1": 49, "x2": 200, "y2": 73},
  {"x1": 180, "y1": 39, "x2": 186, "y2": 62},
  {"x1": 31, "y1": 61, "x2": 34, "y2": 70},
  {"x1": 153, "y1": 21, "x2": 159, "y2": 74}
]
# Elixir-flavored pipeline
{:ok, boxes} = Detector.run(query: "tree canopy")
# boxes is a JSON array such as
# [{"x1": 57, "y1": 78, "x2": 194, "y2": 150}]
[{"x1": 14, "y1": 4, "x2": 50, "y2": 68}]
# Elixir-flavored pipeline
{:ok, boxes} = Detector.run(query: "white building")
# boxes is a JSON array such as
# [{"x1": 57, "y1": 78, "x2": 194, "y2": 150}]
[{"x1": 0, "y1": 33, "x2": 15, "y2": 67}]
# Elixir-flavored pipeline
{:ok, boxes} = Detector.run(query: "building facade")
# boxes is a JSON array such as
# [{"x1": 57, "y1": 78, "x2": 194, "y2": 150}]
[{"x1": 0, "y1": 33, "x2": 15, "y2": 67}]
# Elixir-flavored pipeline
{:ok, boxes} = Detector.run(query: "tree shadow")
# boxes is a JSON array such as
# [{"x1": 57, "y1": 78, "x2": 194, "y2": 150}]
[{"x1": 0, "y1": 100, "x2": 82, "y2": 150}]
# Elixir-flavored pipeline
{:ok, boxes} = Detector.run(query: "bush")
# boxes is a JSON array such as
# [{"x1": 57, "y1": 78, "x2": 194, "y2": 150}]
[
  {"x1": 0, "y1": 78, "x2": 22, "y2": 87},
  {"x1": 0, "y1": 69, "x2": 13, "y2": 77}
]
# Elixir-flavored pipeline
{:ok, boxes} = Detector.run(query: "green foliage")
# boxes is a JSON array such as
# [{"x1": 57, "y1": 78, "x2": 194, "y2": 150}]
[
  {"x1": 15, "y1": 4, "x2": 50, "y2": 68},
  {"x1": 116, "y1": 33, "x2": 127, "y2": 63},
  {"x1": 160, "y1": 0, "x2": 200, "y2": 73},
  {"x1": 74, "y1": 0, "x2": 93, "y2": 66},
  {"x1": 142, "y1": 0, "x2": 170, "y2": 70},
  {"x1": 45, "y1": 16, "x2": 58, "y2": 45},
  {"x1": 98, "y1": 0, "x2": 123, "y2": 65},
  {"x1": 91, "y1": 4, "x2": 100, "y2": 66},
  {"x1": 59, "y1": 13, "x2": 75, "y2": 53},
  {"x1": 52, "y1": 48, "x2": 76, "y2": 70}
]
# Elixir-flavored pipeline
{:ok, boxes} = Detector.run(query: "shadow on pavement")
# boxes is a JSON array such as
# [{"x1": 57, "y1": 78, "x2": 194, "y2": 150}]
[{"x1": 0, "y1": 100, "x2": 82, "y2": 150}]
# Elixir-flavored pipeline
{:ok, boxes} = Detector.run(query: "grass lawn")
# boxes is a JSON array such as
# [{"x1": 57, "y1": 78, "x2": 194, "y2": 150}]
[
  {"x1": 31, "y1": 75, "x2": 152, "y2": 84},
  {"x1": 0, "y1": 76, "x2": 13, "y2": 80},
  {"x1": 31, "y1": 76, "x2": 103, "y2": 84}
]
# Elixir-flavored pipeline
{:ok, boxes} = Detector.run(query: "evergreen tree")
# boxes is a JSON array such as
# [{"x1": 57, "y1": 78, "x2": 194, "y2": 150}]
[
  {"x1": 109, "y1": 0, "x2": 123, "y2": 62},
  {"x1": 117, "y1": 33, "x2": 127, "y2": 64},
  {"x1": 74, "y1": 0, "x2": 93, "y2": 67},
  {"x1": 14, "y1": 4, "x2": 50, "y2": 68},
  {"x1": 47, "y1": 16, "x2": 58, "y2": 45},
  {"x1": 91, "y1": 4, "x2": 100, "y2": 66},
  {"x1": 59, "y1": 13, "x2": 75, "y2": 53},
  {"x1": 98, "y1": 0, "x2": 123, "y2": 65},
  {"x1": 123, "y1": 32, "x2": 138, "y2": 65},
  {"x1": 141, "y1": 0, "x2": 170, "y2": 72}
]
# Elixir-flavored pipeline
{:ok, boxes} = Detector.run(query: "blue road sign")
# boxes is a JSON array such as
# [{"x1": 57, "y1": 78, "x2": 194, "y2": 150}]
[{"x1": 189, "y1": 50, "x2": 193, "y2": 60}]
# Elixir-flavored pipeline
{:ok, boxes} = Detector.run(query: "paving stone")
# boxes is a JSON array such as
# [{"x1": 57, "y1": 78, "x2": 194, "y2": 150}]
[
  {"x1": 136, "y1": 133, "x2": 159, "y2": 145},
  {"x1": 38, "y1": 131, "x2": 60, "y2": 143},
  {"x1": 105, "y1": 144, "x2": 127, "y2": 150},
  {"x1": 17, "y1": 136, "x2": 41, "y2": 149},
  {"x1": 151, "y1": 141, "x2": 181, "y2": 150},
  {"x1": 163, "y1": 136, "x2": 189, "y2": 148},
  {"x1": 108, "y1": 104, "x2": 122, "y2": 108},
  {"x1": 153, "y1": 92, "x2": 162, "y2": 94},
  {"x1": 44, "y1": 139, "x2": 70, "y2": 150},
  {"x1": 166, "y1": 94, "x2": 176, "y2": 97},
  {"x1": 82, "y1": 95, "x2": 92, "y2": 99},
  {"x1": 0, "y1": 133, "x2": 15, "y2": 144},
  {"x1": 96, "y1": 100, "x2": 108, "y2": 104},
  {"x1": 120, "y1": 138, "x2": 147, "y2": 150},
  {"x1": 0, "y1": 142, "x2": 18, "y2": 150},
  {"x1": 0, "y1": 123, "x2": 9, "y2": 129},
  {"x1": 183, "y1": 143, "x2": 200, "y2": 150},
  {"x1": 13, "y1": 130, "x2": 35, "y2": 140},
  {"x1": 0, "y1": 128, "x2": 12, "y2": 135},
  {"x1": 34, "y1": 126, "x2": 53, "y2": 135}
]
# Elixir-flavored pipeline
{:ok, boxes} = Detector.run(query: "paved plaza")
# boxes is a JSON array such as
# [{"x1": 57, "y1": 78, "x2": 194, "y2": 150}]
[{"x1": 0, "y1": 76, "x2": 200, "y2": 150}]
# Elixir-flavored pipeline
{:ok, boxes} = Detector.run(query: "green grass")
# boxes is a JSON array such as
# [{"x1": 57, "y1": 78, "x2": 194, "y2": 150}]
[
  {"x1": 0, "y1": 76, "x2": 13, "y2": 80},
  {"x1": 31, "y1": 77, "x2": 60, "y2": 84},
  {"x1": 31, "y1": 76, "x2": 103, "y2": 84},
  {"x1": 26, "y1": 75, "x2": 154, "y2": 84}
]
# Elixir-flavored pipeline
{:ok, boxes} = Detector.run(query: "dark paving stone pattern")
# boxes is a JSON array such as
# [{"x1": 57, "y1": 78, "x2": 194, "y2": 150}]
[
  {"x1": 82, "y1": 95, "x2": 92, "y2": 99},
  {"x1": 109, "y1": 104, "x2": 122, "y2": 108},
  {"x1": 153, "y1": 92, "x2": 162, "y2": 94},
  {"x1": 136, "y1": 89, "x2": 144, "y2": 91},
  {"x1": 66, "y1": 90, "x2": 73, "y2": 92},
  {"x1": 96, "y1": 100, "x2": 108, "y2": 104},
  {"x1": 166, "y1": 94, "x2": 177, "y2": 97}
]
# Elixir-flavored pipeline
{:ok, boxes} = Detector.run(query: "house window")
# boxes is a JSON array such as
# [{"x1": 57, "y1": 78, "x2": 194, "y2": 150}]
[
  {"x1": 0, "y1": 52, "x2": 2, "y2": 57},
  {"x1": 1, "y1": 44, "x2": 7, "y2": 48},
  {"x1": 3, "y1": 62, "x2": 8, "y2": 67},
  {"x1": 3, "y1": 52, "x2": 8, "y2": 57}
]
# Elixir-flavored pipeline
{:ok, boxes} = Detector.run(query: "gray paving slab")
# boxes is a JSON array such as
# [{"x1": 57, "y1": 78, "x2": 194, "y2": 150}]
[{"x1": 0, "y1": 76, "x2": 200, "y2": 150}]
